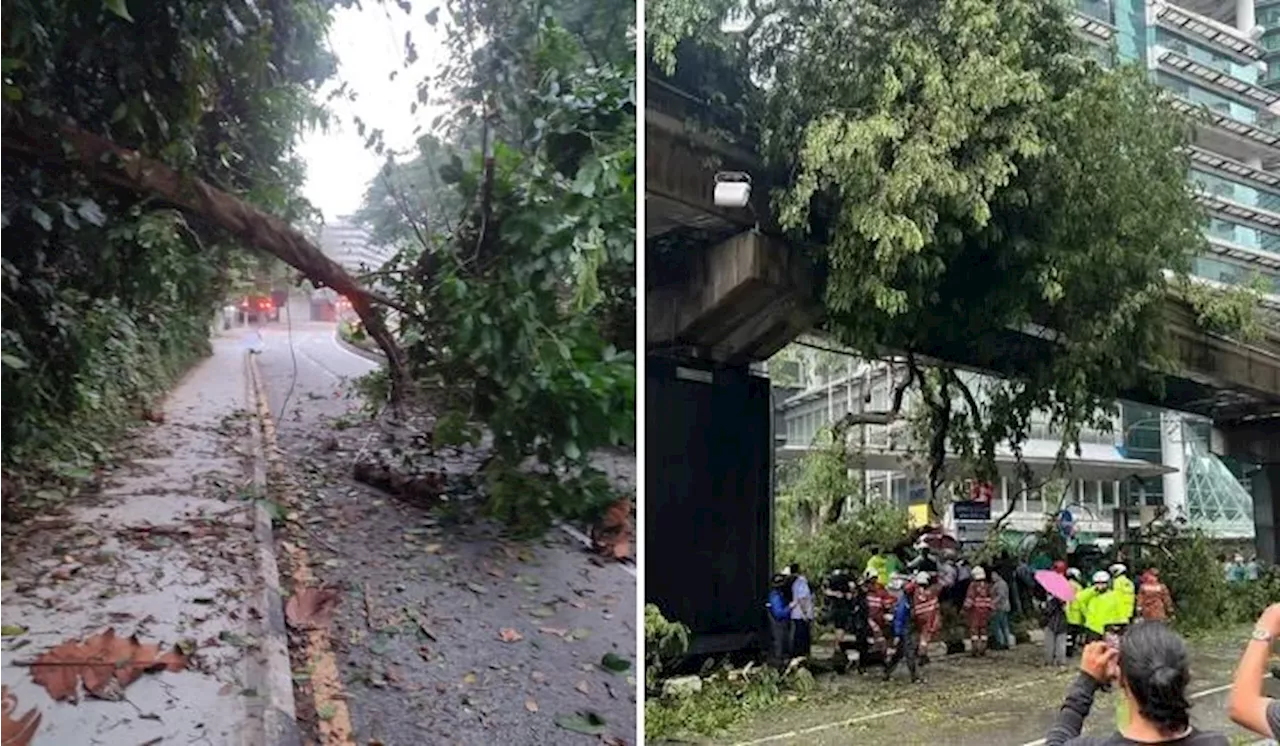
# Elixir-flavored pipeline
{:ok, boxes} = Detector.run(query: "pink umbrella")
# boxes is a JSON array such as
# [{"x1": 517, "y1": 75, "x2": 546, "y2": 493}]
[{"x1": 1035, "y1": 569, "x2": 1076, "y2": 603}]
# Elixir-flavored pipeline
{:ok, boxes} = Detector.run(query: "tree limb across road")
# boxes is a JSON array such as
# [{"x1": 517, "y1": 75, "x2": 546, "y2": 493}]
[{"x1": 2, "y1": 110, "x2": 410, "y2": 403}]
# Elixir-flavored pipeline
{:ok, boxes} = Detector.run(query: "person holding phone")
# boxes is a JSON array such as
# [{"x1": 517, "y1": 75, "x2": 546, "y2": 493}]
[
  {"x1": 1044, "y1": 622, "x2": 1227, "y2": 746},
  {"x1": 1226, "y1": 603, "x2": 1280, "y2": 740}
]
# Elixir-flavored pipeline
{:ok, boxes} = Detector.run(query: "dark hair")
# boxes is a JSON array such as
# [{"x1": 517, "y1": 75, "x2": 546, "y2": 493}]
[
  {"x1": 1118, "y1": 622, "x2": 1192, "y2": 735},
  {"x1": 790, "y1": 563, "x2": 802, "y2": 575}
]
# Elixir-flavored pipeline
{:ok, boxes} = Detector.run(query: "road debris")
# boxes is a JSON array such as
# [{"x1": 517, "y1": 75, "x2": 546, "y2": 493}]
[
  {"x1": 26, "y1": 628, "x2": 187, "y2": 702},
  {"x1": 286, "y1": 587, "x2": 342, "y2": 630}
]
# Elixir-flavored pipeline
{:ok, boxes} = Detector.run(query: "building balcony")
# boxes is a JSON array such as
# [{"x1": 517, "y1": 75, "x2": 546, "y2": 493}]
[
  {"x1": 1154, "y1": 2, "x2": 1263, "y2": 63},
  {"x1": 1157, "y1": 49, "x2": 1277, "y2": 108},
  {"x1": 1073, "y1": 0, "x2": 1115, "y2": 42},
  {"x1": 1204, "y1": 215, "x2": 1280, "y2": 260},
  {"x1": 1188, "y1": 146, "x2": 1280, "y2": 190},
  {"x1": 1194, "y1": 189, "x2": 1280, "y2": 232},
  {"x1": 1168, "y1": 95, "x2": 1280, "y2": 162},
  {"x1": 1205, "y1": 233, "x2": 1280, "y2": 273}
]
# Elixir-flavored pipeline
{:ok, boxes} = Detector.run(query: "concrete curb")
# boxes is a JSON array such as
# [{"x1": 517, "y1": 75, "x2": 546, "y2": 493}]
[
  {"x1": 245, "y1": 351, "x2": 304, "y2": 746},
  {"x1": 334, "y1": 328, "x2": 386, "y2": 364}
]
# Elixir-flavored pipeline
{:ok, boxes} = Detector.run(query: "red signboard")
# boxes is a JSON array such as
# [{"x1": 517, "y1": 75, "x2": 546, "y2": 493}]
[{"x1": 969, "y1": 481, "x2": 994, "y2": 504}]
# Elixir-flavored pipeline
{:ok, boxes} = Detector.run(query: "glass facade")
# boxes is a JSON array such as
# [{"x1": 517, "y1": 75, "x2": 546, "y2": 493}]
[
  {"x1": 1204, "y1": 216, "x2": 1280, "y2": 256},
  {"x1": 1112, "y1": 0, "x2": 1149, "y2": 63},
  {"x1": 1156, "y1": 30, "x2": 1261, "y2": 84},
  {"x1": 1193, "y1": 256, "x2": 1280, "y2": 292},
  {"x1": 1158, "y1": 73, "x2": 1271, "y2": 126},
  {"x1": 1191, "y1": 170, "x2": 1280, "y2": 213}
]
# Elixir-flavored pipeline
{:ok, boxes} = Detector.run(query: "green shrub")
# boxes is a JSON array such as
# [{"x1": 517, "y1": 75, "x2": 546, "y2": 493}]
[{"x1": 775, "y1": 499, "x2": 913, "y2": 585}]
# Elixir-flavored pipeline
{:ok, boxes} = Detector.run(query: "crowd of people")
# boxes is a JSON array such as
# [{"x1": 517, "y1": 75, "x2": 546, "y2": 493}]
[
  {"x1": 766, "y1": 547, "x2": 1180, "y2": 684},
  {"x1": 766, "y1": 557, "x2": 1280, "y2": 744}
]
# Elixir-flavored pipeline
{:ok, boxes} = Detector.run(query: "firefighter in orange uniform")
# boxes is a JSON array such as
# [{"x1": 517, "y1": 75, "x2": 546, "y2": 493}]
[
  {"x1": 1136, "y1": 568, "x2": 1175, "y2": 622},
  {"x1": 912, "y1": 571, "x2": 942, "y2": 663}
]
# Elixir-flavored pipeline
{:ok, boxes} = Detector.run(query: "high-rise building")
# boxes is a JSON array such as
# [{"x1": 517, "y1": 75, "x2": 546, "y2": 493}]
[
  {"x1": 1080, "y1": 0, "x2": 1280, "y2": 304},
  {"x1": 318, "y1": 217, "x2": 392, "y2": 274}
]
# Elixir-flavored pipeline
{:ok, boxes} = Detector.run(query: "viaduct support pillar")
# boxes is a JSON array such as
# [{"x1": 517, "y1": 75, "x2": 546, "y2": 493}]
[{"x1": 1220, "y1": 418, "x2": 1280, "y2": 564}]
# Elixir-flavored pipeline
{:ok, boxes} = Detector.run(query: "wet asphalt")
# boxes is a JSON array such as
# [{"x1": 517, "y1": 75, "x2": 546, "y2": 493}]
[
  {"x1": 253, "y1": 320, "x2": 637, "y2": 745},
  {"x1": 706, "y1": 632, "x2": 1277, "y2": 746}
]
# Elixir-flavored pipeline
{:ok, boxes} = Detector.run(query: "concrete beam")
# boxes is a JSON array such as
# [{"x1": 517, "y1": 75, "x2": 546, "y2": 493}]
[
  {"x1": 648, "y1": 231, "x2": 820, "y2": 362},
  {"x1": 1164, "y1": 303, "x2": 1280, "y2": 407},
  {"x1": 645, "y1": 106, "x2": 767, "y2": 239}
]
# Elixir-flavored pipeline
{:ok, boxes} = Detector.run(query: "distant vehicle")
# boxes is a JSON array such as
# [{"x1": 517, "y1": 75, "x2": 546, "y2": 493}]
[{"x1": 238, "y1": 295, "x2": 280, "y2": 324}]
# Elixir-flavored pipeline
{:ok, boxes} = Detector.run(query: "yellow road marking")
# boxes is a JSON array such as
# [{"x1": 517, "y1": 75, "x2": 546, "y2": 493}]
[{"x1": 250, "y1": 355, "x2": 355, "y2": 745}]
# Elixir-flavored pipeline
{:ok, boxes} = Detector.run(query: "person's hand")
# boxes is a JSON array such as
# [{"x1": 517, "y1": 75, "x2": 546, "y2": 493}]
[
  {"x1": 1080, "y1": 641, "x2": 1119, "y2": 685},
  {"x1": 1257, "y1": 603, "x2": 1280, "y2": 638}
]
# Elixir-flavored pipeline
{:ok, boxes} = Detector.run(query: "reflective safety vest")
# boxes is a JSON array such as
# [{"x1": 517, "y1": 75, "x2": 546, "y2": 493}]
[
  {"x1": 1111, "y1": 576, "x2": 1136, "y2": 624},
  {"x1": 1078, "y1": 586, "x2": 1110, "y2": 635},
  {"x1": 1065, "y1": 580, "x2": 1085, "y2": 626},
  {"x1": 913, "y1": 586, "x2": 940, "y2": 621}
]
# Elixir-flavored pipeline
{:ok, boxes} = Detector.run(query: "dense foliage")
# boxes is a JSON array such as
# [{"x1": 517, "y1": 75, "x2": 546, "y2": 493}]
[
  {"x1": 2, "y1": 0, "x2": 337, "y2": 513},
  {"x1": 355, "y1": 0, "x2": 636, "y2": 530},
  {"x1": 647, "y1": 0, "x2": 1245, "y2": 511}
]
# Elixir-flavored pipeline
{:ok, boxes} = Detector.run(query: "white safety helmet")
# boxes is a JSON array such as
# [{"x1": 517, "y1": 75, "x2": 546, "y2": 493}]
[
  {"x1": 1109, "y1": 563, "x2": 1126, "y2": 576},
  {"x1": 1066, "y1": 567, "x2": 1082, "y2": 580},
  {"x1": 971, "y1": 566, "x2": 987, "y2": 581},
  {"x1": 1092, "y1": 570, "x2": 1111, "y2": 585},
  {"x1": 914, "y1": 571, "x2": 931, "y2": 585}
]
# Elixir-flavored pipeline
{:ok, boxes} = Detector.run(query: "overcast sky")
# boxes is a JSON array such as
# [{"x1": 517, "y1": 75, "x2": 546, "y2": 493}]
[{"x1": 297, "y1": 3, "x2": 451, "y2": 223}]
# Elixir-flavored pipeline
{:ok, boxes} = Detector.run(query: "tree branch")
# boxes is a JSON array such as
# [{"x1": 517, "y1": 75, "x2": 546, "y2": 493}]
[{"x1": 2, "y1": 111, "x2": 411, "y2": 404}]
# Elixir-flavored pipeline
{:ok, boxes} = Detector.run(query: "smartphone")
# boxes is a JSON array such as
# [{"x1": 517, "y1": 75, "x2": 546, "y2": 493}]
[{"x1": 1104, "y1": 630, "x2": 1121, "y2": 650}]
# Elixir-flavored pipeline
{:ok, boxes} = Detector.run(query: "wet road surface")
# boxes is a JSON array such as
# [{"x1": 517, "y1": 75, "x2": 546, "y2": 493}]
[
  {"x1": 709, "y1": 632, "x2": 1276, "y2": 746},
  {"x1": 253, "y1": 321, "x2": 637, "y2": 745}
]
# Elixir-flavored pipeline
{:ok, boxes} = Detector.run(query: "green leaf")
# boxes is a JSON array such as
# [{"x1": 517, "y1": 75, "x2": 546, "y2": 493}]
[
  {"x1": 553, "y1": 711, "x2": 607, "y2": 736},
  {"x1": 104, "y1": 0, "x2": 134, "y2": 22},
  {"x1": 1, "y1": 624, "x2": 28, "y2": 637},
  {"x1": 29, "y1": 206, "x2": 52, "y2": 231},
  {"x1": 76, "y1": 199, "x2": 106, "y2": 227},
  {"x1": 600, "y1": 652, "x2": 630, "y2": 673},
  {"x1": 2, "y1": 353, "x2": 28, "y2": 370}
]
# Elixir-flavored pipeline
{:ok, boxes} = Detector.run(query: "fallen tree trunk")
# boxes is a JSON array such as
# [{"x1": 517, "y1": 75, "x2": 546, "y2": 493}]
[{"x1": 2, "y1": 112, "x2": 410, "y2": 404}]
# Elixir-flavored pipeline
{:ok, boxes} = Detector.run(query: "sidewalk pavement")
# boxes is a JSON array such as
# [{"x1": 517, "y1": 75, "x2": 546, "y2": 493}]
[{"x1": 0, "y1": 336, "x2": 296, "y2": 745}]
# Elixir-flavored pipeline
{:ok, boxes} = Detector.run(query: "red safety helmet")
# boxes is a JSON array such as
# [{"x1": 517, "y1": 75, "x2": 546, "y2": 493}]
[{"x1": 1052, "y1": 560, "x2": 1067, "y2": 575}]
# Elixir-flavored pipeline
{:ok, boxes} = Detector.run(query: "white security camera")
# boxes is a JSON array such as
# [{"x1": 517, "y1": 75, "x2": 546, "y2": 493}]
[{"x1": 714, "y1": 171, "x2": 752, "y2": 208}]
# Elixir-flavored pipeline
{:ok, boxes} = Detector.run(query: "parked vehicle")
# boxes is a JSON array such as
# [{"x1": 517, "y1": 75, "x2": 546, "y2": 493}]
[{"x1": 238, "y1": 295, "x2": 280, "y2": 324}]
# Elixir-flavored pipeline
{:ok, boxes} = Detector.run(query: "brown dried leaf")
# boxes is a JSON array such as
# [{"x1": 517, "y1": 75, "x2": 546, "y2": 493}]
[
  {"x1": 575, "y1": 680, "x2": 590, "y2": 695},
  {"x1": 539, "y1": 627, "x2": 568, "y2": 638},
  {"x1": 285, "y1": 587, "x2": 341, "y2": 630},
  {"x1": 1, "y1": 685, "x2": 42, "y2": 746},
  {"x1": 591, "y1": 497, "x2": 633, "y2": 561},
  {"x1": 29, "y1": 628, "x2": 188, "y2": 702},
  {"x1": 498, "y1": 628, "x2": 523, "y2": 643},
  {"x1": 524, "y1": 698, "x2": 538, "y2": 713}
]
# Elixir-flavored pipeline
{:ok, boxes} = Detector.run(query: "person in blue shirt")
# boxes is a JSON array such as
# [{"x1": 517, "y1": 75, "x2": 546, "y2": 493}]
[
  {"x1": 788, "y1": 564, "x2": 816, "y2": 659},
  {"x1": 883, "y1": 578, "x2": 922, "y2": 683},
  {"x1": 765, "y1": 573, "x2": 792, "y2": 667}
]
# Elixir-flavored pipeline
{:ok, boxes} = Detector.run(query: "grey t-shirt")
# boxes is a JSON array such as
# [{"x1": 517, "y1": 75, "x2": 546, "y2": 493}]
[
  {"x1": 1045, "y1": 673, "x2": 1229, "y2": 746},
  {"x1": 1268, "y1": 699, "x2": 1279, "y2": 739}
]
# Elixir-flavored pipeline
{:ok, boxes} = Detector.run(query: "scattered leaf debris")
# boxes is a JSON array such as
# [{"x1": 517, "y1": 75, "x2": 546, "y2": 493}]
[
  {"x1": 1, "y1": 685, "x2": 41, "y2": 746},
  {"x1": 284, "y1": 586, "x2": 341, "y2": 630},
  {"x1": 27, "y1": 628, "x2": 187, "y2": 702}
]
